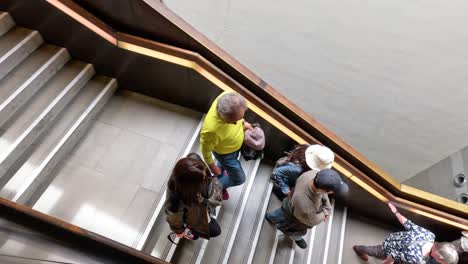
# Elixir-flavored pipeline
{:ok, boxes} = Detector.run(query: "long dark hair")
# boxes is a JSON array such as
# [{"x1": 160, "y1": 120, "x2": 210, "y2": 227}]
[
  {"x1": 168, "y1": 153, "x2": 210, "y2": 206},
  {"x1": 287, "y1": 144, "x2": 310, "y2": 170}
]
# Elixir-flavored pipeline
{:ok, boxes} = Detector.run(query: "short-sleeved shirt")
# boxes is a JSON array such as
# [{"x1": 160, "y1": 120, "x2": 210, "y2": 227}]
[{"x1": 383, "y1": 220, "x2": 435, "y2": 264}]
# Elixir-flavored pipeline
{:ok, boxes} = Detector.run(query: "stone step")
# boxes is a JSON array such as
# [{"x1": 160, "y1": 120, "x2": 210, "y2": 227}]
[
  {"x1": 220, "y1": 161, "x2": 273, "y2": 264},
  {"x1": 0, "y1": 76, "x2": 117, "y2": 206},
  {"x1": 0, "y1": 60, "x2": 93, "y2": 185},
  {"x1": 0, "y1": 12, "x2": 15, "y2": 37},
  {"x1": 0, "y1": 45, "x2": 69, "y2": 127},
  {"x1": 0, "y1": 26, "x2": 43, "y2": 80}
]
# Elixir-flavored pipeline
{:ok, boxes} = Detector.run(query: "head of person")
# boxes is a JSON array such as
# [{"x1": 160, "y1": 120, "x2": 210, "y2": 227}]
[
  {"x1": 431, "y1": 242, "x2": 458, "y2": 264},
  {"x1": 288, "y1": 144, "x2": 335, "y2": 171},
  {"x1": 305, "y1": 144, "x2": 335, "y2": 171},
  {"x1": 168, "y1": 153, "x2": 210, "y2": 205},
  {"x1": 216, "y1": 92, "x2": 247, "y2": 124},
  {"x1": 311, "y1": 169, "x2": 349, "y2": 198}
]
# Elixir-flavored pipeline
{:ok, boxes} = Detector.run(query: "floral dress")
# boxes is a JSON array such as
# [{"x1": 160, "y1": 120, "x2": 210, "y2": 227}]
[{"x1": 383, "y1": 220, "x2": 435, "y2": 264}]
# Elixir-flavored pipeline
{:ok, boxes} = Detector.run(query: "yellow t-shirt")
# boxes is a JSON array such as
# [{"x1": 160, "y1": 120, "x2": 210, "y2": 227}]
[{"x1": 200, "y1": 92, "x2": 244, "y2": 164}]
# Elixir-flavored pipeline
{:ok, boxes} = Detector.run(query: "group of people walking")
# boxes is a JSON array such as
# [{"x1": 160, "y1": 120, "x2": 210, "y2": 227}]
[{"x1": 164, "y1": 91, "x2": 466, "y2": 263}]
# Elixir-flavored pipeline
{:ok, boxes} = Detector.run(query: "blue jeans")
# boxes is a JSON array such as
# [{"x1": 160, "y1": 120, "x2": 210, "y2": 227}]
[
  {"x1": 213, "y1": 150, "x2": 246, "y2": 189},
  {"x1": 273, "y1": 162, "x2": 303, "y2": 194},
  {"x1": 266, "y1": 207, "x2": 308, "y2": 241}
]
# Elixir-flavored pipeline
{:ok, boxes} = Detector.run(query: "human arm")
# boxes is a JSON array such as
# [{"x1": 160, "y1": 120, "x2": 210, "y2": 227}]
[
  {"x1": 388, "y1": 203, "x2": 432, "y2": 237},
  {"x1": 200, "y1": 131, "x2": 221, "y2": 173},
  {"x1": 388, "y1": 202, "x2": 408, "y2": 226},
  {"x1": 321, "y1": 194, "x2": 332, "y2": 221},
  {"x1": 208, "y1": 163, "x2": 222, "y2": 176},
  {"x1": 243, "y1": 120, "x2": 252, "y2": 131}
]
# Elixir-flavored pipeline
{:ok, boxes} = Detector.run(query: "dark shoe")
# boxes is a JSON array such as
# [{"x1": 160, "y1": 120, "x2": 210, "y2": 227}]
[
  {"x1": 353, "y1": 245, "x2": 369, "y2": 261},
  {"x1": 294, "y1": 238, "x2": 307, "y2": 249},
  {"x1": 272, "y1": 184, "x2": 286, "y2": 201},
  {"x1": 222, "y1": 189, "x2": 230, "y2": 200}
]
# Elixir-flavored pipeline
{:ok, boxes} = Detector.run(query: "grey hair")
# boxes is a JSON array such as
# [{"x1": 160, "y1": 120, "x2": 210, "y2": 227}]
[
  {"x1": 216, "y1": 92, "x2": 247, "y2": 119},
  {"x1": 435, "y1": 243, "x2": 458, "y2": 264}
]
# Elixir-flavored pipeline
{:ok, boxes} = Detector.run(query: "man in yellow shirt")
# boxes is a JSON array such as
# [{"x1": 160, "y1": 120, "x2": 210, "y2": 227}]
[{"x1": 200, "y1": 91, "x2": 251, "y2": 200}]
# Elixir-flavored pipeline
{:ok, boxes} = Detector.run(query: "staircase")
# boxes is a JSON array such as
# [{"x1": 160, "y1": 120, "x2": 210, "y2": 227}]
[{"x1": 0, "y1": 11, "x2": 397, "y2": 264}]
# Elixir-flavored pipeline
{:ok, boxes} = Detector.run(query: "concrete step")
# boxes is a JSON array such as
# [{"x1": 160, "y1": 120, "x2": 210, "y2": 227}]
[
  {"x1": 0, "y1": 26, "x2": 43, "y2": 80},
  {"x1": 308, "y1": 201, "x2": 335, "y2": 264},
  {"x1": 0, "y1": 60, "x2": 93, "y2": 185},
  {"x1": 322, "y1": 203, "x2": 347, "y2": 264},
  {"x1": 31, "y1": 90, "x2": 202, "y2": 247},
  {"x1": 273, "y1": 231, "x2": 295, "y2": 264},
  {"x1": 293, "y1": 224, "x2": 316, "y2": 264},
  {"x1": 194, "y1": 158, "x2": 259, "y2": 264},
  {"x1": 0, "y1": 12, "x2": 15, "y2": 37},
  {"x1": 0, "y1": 45, "x2": 69, "y2": 127},
  {"x1": 251, "y1": 188, "x2": 284, "y2": 264},
  {"x1": 0, "y1": 76, "x2": 117, "y2": 205},
  {"x1": 219, "y1": 161, "x2": 272, "y2": 264}
]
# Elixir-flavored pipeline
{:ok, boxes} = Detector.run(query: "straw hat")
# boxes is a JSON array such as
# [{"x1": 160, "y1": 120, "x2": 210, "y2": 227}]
[{"x1": 305, "y1": 145, "x2": 334, "y2": 171}]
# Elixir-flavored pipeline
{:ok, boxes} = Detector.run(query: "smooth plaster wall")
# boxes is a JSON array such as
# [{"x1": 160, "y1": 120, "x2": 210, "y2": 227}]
[{"x1": 165, "y1": 0, "x2": 468, "y2": 182}]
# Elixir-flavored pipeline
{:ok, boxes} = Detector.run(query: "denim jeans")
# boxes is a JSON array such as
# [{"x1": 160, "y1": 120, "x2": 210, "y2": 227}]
[
  {"x1": 213, "y1": 150, "x2": 246, "y2": 189},
  {"x1": 266, "y1": 207, "x2": 307, "y2": 241},
  {"x1": 273, "y1": 162, "x2": 303, "y2": 194}
]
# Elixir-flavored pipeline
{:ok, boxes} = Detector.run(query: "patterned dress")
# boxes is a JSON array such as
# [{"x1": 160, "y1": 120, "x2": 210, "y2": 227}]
[{"x1": 383, "y1": 220, "x2": 435, "y2": 264}]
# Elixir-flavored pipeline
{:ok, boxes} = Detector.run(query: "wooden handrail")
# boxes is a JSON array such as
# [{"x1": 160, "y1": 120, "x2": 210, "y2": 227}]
[{"x1": 0, "y1": 197, "x2": 167, "y2": 264}]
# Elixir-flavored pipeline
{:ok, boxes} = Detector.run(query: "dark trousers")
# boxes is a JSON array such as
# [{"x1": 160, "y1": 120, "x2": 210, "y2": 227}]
[
  {"x1": 355, "y1": 245, "x2": 386, "y2": 260},
  {"x1": 192, "y1": 217, "x2": 221, "y2": 239}
]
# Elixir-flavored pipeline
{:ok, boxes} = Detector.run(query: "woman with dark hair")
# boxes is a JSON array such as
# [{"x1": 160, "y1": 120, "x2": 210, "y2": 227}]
[
  {"x1": 164, "y1": 153, "x2": 222, "y2": 240},
  {"x1": 272, "y1": 144, "x2": 335, "y2": 200}
]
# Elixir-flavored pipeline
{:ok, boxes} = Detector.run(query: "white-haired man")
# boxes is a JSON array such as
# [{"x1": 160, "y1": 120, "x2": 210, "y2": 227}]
[{"x1": 200, "y1": 91, "x2": 251, "y2": 200}]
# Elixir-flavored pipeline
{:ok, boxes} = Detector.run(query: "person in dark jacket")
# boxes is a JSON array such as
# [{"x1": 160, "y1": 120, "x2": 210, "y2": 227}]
[
  {"x1": 266, "y1": 168, "x2": 348, "y2": 249},
  {"x1": 164, "y1": 153, "x2": 222, "y2": 240}
]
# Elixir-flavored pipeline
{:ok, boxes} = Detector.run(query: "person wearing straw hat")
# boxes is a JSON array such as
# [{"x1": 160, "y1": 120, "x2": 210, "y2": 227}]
[{"x1": 272, "y1": 144, "x2": 335, "y2": 200}]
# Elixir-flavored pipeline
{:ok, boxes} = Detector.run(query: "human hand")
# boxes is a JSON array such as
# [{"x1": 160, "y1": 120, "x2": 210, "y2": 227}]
[
  {"x1": 197, "y1": 193, "x2": 205, "y2": 203},
  {"x1": 176, "y1": 232, "x2": 184, "y2": 238},
  {"x1": 387, "y1": 202, "x2": 398, "y2": 214},
  {"x1": 209, "y1": 163, "x2": 222, "y2": 176},
  {"x1": 183, "y1": 228, "x2": 195, "y2": 240},
  {"x1": 243, "y1": 121, "x2": 253, "y2": 131}
]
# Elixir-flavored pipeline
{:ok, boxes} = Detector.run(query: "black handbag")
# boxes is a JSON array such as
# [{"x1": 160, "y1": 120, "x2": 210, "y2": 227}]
[{"x1": 241, "y1": 144, "x2": 263, "y2": 161}]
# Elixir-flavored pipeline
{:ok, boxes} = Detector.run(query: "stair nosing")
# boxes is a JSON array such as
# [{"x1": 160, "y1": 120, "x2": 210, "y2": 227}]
[{"x1": 12, "y1": 78, "x2": 117, "y2": 204}]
